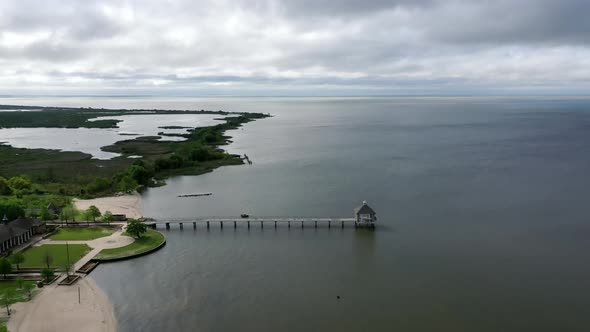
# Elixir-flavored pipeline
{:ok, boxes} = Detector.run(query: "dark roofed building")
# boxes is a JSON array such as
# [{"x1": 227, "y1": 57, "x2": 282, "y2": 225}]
[
  {"x1": 354, "y1": 201, "x2": 376, "y2": 228},
  {"x1": 0, "y1": 217, "x2": 46, "y2": 254},
  {"x1": 47, "y1": 202, "x2": 61, "y2": 218}
]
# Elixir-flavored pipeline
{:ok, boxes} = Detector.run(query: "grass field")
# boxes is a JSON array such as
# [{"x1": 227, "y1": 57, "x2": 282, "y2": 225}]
[
  {"x1": 95, "y1": 230, "x2": 165, "y2": 260},
  {"x1": 0, "y1": 280, "x2": 36, "y2": 304},
  {"x1": 48, "y1": 227, "x2": 115, "y2": 241},
  {"x1": 15, "y1": 244, "x2": 92, "y2": 268}
]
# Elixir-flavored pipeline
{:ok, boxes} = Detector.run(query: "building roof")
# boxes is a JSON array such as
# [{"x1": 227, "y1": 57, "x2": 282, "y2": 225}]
[
  {"x1": 354, "y1": 201, "x2": 376, "y2": 215},
  {"x1": 0, "y1": 224, "x2": 27, "y2": 242},
  {"x1": 11, "y1": 217, "x2": 44, "y2": 229},
  {"x1": 0, "y1": 217, "x2": 44, "y2": 242},
  {"x1": 47, "y1": 202, "x2": 61, "y2": 214}
]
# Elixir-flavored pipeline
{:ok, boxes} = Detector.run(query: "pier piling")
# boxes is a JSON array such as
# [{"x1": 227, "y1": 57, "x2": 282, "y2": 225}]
[
  {"x1": 179, "y1": 222, "x2": 183, "y2": 230},
  {"x1": 274, "y1": 221, "x2": 277, "y2": 228},
  {"x1": 247, "y1": 221, "x2": 250, "y2": 229},
  {"x1": 341, "y1": 221, "x2": 344, "y2": 228},
  {"x1": 165, "y1": 222, "x2": 170, "y2": 230},
  {"x1": 221, "y1": 221, "x2": 223, "y2": 229},
  {"x1": 207, "y1": 221, "x2": 210, "y2": 229},
  {"x1": 193, "y1": 222, "x2": 196, "y2": 229},
  {"x1": 314, "y1": 220, "x2": 317, "y2": 228},
  {"x1": 234, "y1": 221, "x2": 237, "y2": 229}
]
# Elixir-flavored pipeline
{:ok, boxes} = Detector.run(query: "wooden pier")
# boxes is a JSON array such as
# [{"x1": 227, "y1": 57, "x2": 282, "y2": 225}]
[
  {"x1": 145, "y1": 217, "x2": 360, "y2": 230},
  {"x1": 145, "y1": 202, "x2": 377, "y2": 230}
]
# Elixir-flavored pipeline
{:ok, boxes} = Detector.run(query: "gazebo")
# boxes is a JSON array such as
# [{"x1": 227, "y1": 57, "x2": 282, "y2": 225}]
[{"x1": 354, "y1": 201, "x2": 376, "y2": 228}]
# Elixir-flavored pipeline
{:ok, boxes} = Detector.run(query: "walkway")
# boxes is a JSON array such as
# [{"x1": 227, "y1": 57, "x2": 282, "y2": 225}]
[
  {"x1": 6, "y1": 226, "x2": 132, "y2": 332},
  {"x1": 34, "y1": 224, "x2": 133, "y2": 272}
]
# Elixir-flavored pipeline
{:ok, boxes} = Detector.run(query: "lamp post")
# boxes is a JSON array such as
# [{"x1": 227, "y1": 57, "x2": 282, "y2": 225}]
[{"x1": 65, "y1": 241, "x2": 71, "y2": 277}]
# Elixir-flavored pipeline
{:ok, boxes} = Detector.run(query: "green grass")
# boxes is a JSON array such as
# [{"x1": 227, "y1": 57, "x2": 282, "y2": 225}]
[
  {"x1": 0, "y1": 280, "x2": 36, "y2": 303},
  {"x1": 95, "y1": 229, "x2": 165, "y2": 260},
  {"x1": 14, "y1": 244, "x2": 92, "y2": 268},
  {"x1": 48, "y1": 227, "x2": 115, "y2": 241}
]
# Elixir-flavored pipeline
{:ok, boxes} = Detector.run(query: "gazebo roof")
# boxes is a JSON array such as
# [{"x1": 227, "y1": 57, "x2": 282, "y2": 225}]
[{"x1": 354, "y1": 201, "x2": 376, "y2": 215}]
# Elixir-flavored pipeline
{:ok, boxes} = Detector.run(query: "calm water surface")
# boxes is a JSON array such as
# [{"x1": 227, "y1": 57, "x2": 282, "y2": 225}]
[{"x1": 4, "y1": 96, "x2": 590, "y2": 331}]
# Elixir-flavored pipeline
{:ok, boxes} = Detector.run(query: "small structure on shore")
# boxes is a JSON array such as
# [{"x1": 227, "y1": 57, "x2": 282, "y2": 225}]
[{"x1": 354, "y1": 201, "x2": 376, "y2": 228}]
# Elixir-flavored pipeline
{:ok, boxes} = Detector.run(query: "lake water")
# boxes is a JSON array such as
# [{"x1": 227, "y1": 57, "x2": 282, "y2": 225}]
[{"x1": 3, "y1": 96, "x2": 590, "y2": 331}]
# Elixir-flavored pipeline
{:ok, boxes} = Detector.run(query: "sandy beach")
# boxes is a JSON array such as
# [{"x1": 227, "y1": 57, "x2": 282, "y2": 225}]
[
  {"x1": 8, "y1": 277, "x2": 117, "y2": 332},
  {"x1": 6, "y1": 225, "x2": 135, "y2": 331},
  {"x1": 74, "y1": 193, "x2": 143, "y2": 219}
]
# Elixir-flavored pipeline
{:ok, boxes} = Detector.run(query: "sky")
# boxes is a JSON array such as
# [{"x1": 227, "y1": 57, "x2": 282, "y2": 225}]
[{"x1": 1, "y1": 0, "x2": 589, "y2": 96}]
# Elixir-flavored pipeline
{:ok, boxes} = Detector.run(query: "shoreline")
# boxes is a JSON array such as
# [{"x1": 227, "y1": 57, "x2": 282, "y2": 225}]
[
  {"x1": 8, "y1": 276, "x2": 117, "y2": 332},
  {"x1": 7, "y1": 222, "x2": 136, "y2": 331},
  {"x1": 74, "y1": 193, "x2": 143, "y2": 220}
]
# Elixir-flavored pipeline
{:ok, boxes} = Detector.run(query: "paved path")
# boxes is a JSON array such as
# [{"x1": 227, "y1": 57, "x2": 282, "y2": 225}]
[
  {"x1": 6, "y1": 226, "x2": 133, "y2": 332},
  {"x1": 35, "y1": 225, "x2": 133, "y2": 272}
]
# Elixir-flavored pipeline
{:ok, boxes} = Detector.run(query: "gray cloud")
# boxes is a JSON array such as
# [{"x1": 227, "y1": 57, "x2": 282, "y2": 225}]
[{"x1": 0, "y1": 0, "x2": 589, "y2": 94}]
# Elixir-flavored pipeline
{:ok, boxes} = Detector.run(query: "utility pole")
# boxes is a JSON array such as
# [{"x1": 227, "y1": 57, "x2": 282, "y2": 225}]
[{"x1": 66, "y1": 241, "x2": 71, "y2": 277}]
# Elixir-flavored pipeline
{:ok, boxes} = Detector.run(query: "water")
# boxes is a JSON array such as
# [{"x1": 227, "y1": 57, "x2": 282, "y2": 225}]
[
  {"x1": 0, "y1": 112, "x2": 223, "y2": 159},
  {"x1": 4, "y1": 96, "x2": 590, "y2": 331}
]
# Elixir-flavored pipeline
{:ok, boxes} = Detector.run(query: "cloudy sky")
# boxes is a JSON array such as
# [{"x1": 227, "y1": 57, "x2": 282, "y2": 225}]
[{"x1": 1, "y1": 0, "x2": 589, "y2": 95}]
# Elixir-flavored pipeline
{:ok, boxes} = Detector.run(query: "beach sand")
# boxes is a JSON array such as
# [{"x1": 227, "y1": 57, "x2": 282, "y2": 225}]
[
  {"x1": 6, "y1": 224, "x2": 135, "y2": 331},
  {"x1": 74, "y1": 193, "x2": 142, "y2": 219},
  {"x1": 8, "y1": 277, "x2": 117, "y2": 332}
]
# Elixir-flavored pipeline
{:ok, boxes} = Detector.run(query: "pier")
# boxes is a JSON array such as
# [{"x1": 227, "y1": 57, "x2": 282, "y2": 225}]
[
  {"x1": 146, "y1": 217, "x2": 360, "y2": 230},
  {"x1": 145, "y1": 201, "x2": 377, "y2": 230}
]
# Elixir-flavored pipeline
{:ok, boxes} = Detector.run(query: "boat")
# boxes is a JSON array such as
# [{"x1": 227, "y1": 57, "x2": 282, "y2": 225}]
[{"x1": 240, "y1": 214, "x2": 250, "y2": 218}]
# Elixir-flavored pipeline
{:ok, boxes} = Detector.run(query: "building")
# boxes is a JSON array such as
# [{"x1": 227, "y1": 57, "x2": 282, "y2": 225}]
[
  {"x1": 354, "y1": 201, "x2": 377, "y2": 228},
  {"x1": 47, "y1": 202, "x2": 61, "y2": 218},
  {"x1": 0, "y1": 217, "x2": 46, "y2": 254}
]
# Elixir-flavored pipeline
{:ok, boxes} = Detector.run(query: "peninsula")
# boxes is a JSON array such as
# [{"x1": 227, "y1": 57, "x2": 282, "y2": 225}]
[{"x1": 0, "y1": 105, "x2": 269, "y2": 331}]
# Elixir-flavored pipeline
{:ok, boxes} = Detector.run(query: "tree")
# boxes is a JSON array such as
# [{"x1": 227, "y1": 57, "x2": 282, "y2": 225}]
[
  {"x1": 8, "y1": 176, "x2": 32, "y2": 190},
  {"x1": 23, "y1": 282, "x2": 36, "y2": 300},
  {"x1": 0, "y1": 199, "x2": 25, "y2": 221},
  {"x1": 0, "y1": 258, "x2": 12, "y2": 279},
  {"x1": 0, "y1": 288, "x2": 15, "y2": 316},
  {"x1": 40, "y1": 206, "x2": 53, "y2": 221},
  {"x1": 126, "y1": 219, "x2": 147, "y2": 239},
  {"x1": 103, "y1": 211, "x2": 114, "y2": 224},
  {"x1": 116, "y1": 175, "x2": 138, "y2": 193},
  {"x1": 15, "y1": 277, "x2": 24, "y2": 290},
  {"x1": 41, "y1": 267, "x2": 55, "y2": 283},
  {"x1": 59, "y1": 205, "x2": 78, "y2": 223},
  {"x1": 10, "y1": 252, "x2": 25, "y2": 270},
  {"x1": 43, "y1": 250, "x2": 53, "y2": 269},
  {"x1": 0, "y1": 177, "x2": 12, "y2": 195},
  {"x1": 128, "y1": 164, "x2": 150, "y2": 185},
  {"x1": 87, "y1": 205, "x2": 101, "y2": 222},
  {"x1": 85, "y1": 177, "x2": 111, "y2": 194}
]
